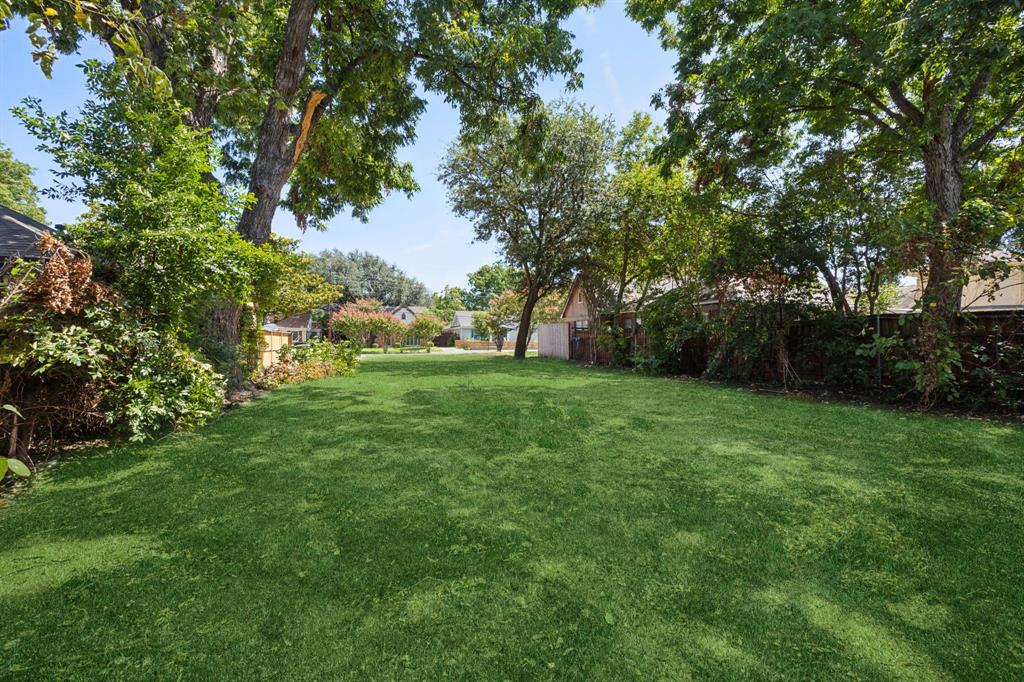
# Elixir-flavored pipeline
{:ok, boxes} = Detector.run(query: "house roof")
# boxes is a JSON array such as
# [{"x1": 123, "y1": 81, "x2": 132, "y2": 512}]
[
  {"x1": 0, "y1": 204, "x2": 54, "y2": 260},
  {"x1": 275, "y1": 311, "x2": 313, "y2": 329},
  {"x1": 560, "y1": 277, "x2": 685, "y2": 319},
  {"x1": 450, "y1": 310, "x2": 475, "y2": 328},
  {"x1": 886, "y1": 280, "x2": 1024, "y2": 314}
]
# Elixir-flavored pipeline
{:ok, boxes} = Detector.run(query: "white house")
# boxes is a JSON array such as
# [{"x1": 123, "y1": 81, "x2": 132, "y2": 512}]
[{"x1": 446, "y1": 310, "x2": 536, "y2": 343}]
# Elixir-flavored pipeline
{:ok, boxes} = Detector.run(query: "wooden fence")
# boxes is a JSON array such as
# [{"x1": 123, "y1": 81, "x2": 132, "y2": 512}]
[
  {"x1": 538, "y1": 323, "x2": 569, "y2": 359},
  {"x1": 565, "y1": 310, "x2": 1023, "y2": 389},
  {"x1": 569, "y1": 327, "x2": 649, "y2": 364},
  {"x1": 259, "y1": 330, "x2": 291, "y2": 369}
]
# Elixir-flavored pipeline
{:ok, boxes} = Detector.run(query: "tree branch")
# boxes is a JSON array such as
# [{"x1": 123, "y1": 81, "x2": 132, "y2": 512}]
[
  {"x1": 832, "y1": 78, "x2": 906, "y2": 126},
  {"x1": 964, "y1": 94, "x2": 1024, "y2": 158},
  {"x1": 953, "y1": 68, "x2": 993, "y2": 145},
  {"x1": 886, "y1": 81, "x2": 925, "y2": 126}
]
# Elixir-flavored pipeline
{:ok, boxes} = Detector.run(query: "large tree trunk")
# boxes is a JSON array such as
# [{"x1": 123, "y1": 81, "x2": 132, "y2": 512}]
[
  {"x1": 920, "y1": 131, "x2": 965, "y2": 321},
  {"x1": 235, "y1": 0, "x2": 319, "y2": 245},
  {"x1": 816, "y1": 259, "x2": 851, "y2": 314},
  {"x1": 513, "y1": 286, "x2": 540, "y2": 359},
  {"x1": 916, "y1": 119, "x2": 966, "y2": 402},
  {"x1": 204, "y1": 0, "x2": 318, "y2": 367}
]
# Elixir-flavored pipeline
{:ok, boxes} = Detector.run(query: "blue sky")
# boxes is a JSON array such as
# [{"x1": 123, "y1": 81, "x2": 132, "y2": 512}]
[{"x1": 0, "y1": 2, "x2": 676, "y2": 293}]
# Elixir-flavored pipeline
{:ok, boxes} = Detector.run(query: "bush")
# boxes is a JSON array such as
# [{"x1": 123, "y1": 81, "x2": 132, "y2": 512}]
[
  {"x1": 1, "y1": 238, "x2": 228, "y2": 451},
  {"x1": 257, "y1": 339, "x2": 358, "y2": 388},
  {"x1": 4, "y1": 303, "x2": 224, "y2": 443},
  {"x1": 642, "y1": 288, "x2": 1023, "y2": 412}
]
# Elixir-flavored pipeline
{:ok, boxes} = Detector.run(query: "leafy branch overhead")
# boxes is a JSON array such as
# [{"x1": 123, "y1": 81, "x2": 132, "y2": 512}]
[{"x1": 11, "y1": 0, "x2": 598, "y2": 244}]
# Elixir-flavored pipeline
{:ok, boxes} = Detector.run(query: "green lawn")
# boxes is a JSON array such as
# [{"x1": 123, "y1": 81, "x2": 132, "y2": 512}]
[{"x1": 2, "y1": 355, "x2": 1022, "y2": 680}]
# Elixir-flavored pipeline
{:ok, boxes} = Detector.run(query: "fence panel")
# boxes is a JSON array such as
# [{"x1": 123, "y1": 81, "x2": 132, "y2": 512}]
[
  {"x1": 538, "y1": 323, "x2": 570, "y2": 359},
  {"x1": 259, "y1": 331, "x2": 291, "y2": 369}
]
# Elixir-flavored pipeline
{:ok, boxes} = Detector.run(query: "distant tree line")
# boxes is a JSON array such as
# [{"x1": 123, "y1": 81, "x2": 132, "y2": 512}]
[{"x1": 309, "y1": 250, "x2": 430, "y2": 308}]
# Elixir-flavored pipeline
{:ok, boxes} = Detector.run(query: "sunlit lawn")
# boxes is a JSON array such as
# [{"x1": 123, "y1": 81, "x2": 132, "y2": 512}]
[{"x1": 1, "y1": 354, "x2": 1021, "y2": 680}]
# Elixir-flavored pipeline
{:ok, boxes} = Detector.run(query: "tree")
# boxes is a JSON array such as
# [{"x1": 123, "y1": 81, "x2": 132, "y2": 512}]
[
  {"x1": 627, "y1": 0, "x2": 1024, "y2": 398},
  {"x1": 372, "y1": 315, "x2": 406, "y2": 352},
  {"x1": 309, "y1": 250, "x2": 429, "y2": 306},
  {"x1": 770, "y1": 145, "x2": 912, "y2": 316},
  {"x1": 259, "y1": 243, "x2": 343, "y2": 322},
  {"x1": 328, "y1": 298, "x2": 405, "y2": 350},
  {"x1": 583, "y1": 113, "x2": 676, "y2": 319},
  {"x1": 440, "y1": 101, "x2": 613, "y2": 358},
  {"x1": 408, "y1": 313, "x2": 444, "y2": 349},
  {"x1": 472, "y1": 289, "x2": 562, "y2": 351},
  {"x1": 430, "y1": 286, "x2": 467, "y2": 325},
  {"x1": 14, "y1": 63, "x2": 270, "y2": 336},
  {"x1": 14, "y1": 0, "x2": 596, "y2": 246},
  {"x1": 466, "y1": 262, "x2": 522, "y2": 310},
  {"x1": 471, "y1": 290, "x2": 524, "y2": 351},
  {"x1": 0, "y1": 142, "x2": 46, "y2": 222}
]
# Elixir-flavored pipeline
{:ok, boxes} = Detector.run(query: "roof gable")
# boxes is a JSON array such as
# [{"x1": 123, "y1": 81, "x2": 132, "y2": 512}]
[{"x1": 0, "y1": 204, "x2": 54, "y2": 259}]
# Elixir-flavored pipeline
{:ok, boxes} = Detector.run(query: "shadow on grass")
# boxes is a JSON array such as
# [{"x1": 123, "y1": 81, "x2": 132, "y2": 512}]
[{"x1": 0, "y1": 356, "x2": 1021, "y2": 679}]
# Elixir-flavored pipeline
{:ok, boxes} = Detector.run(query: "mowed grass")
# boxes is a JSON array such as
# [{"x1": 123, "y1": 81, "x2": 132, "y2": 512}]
[{"x1": 1, "y1": 355, "x2": 1022, "y2": 680}]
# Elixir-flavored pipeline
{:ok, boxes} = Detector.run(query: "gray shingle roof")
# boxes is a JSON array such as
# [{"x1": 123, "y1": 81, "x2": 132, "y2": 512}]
[
  {"x1": 0, "y1": 204, "x2": 53, "y2": 259},
  {"x1": 450, "y1": 311, "x2": 475, "y2": 328}
]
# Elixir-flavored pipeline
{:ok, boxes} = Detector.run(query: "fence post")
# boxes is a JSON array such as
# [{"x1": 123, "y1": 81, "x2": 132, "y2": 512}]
[{"x1": 875, "y1": 314, "x2": 882, "y2": 387}]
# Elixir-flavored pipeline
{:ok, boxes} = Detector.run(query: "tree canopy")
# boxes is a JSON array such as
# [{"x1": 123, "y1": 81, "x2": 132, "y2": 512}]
[
  {"x1": 309, "y1": 249, "x2": 430, "y2": 307},
  {"x1": 12, "y1": 0, "x2": 599, "y2": 245},
  {"x1": 441, "y1": 100, "x2": 613, "y2": 357},
  {"x1": 0, "y1": 142, "x2": 46, "y2": 222},
  {"x1": 466, "y1": 262, "x2": 522, "y2": 310},
  {"x1": 430, "y1": 285, "x2": 468, "y2": 324},
  {"x1": 626, "y1": 0, "x2": 1024, "y2": 398}
]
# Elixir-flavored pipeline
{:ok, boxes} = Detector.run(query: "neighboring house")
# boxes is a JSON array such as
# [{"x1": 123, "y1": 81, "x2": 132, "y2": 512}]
[
  {"x1": 268, "y1": 312, "x2": 322, "y2": 344},
  {"x1": 559, "y1": 277, "x2": 665, "y2": 332},
  {"x1": 1, "y1": 204, "x2": 56, "y2": 263},
  {"x1": 447, "y1": 311, "x2": 482, "y2": 340},
  {"x1": 446, "y1": 310, "x2": 535, "y2": 343},
  {"x1": 385, "y1": 305, "x2": 429, "y2": 325},
  {"x1": 887, "y1": 258, "x2": 1024, "y2": 313}
]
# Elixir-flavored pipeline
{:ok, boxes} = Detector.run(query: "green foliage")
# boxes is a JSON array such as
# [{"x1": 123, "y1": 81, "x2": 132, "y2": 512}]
[
  {"x1": 5, "y1": 303, "x2": 224, "y2": 442},
  {"x1": 14, "y1": 63, "x2": 271, "y2": 333},
  {"x1": 472, "y1": 290, "x2": 531, "y2": 351},
  {"x1": 430, "y1": 286, "x2": 468, "y2": 324},
  {"x1": 13, "y1": 0, "x2": 597, "y2": 236},
  {"x1": 258, "y1": 240, "x2": 342, "y2": 321},
  {"x1": 584, "y1": 112, "x2": 682, "y2": 314},
  {"x1": 441, "y1": 100, "x2": 613, "y2": 356},
  {"x1": 0, "y1": 141, "x2": 46, "y2": 222},
  {"x1": 407, "y1": 313, "x2": 444, "y2": 345},
  {"x1": 309, "y1": 249, "x2": 430, "y2": 306},
  {"x1": 466, "y1": 263, "x2": 522, "y2": 310},
  {"x1": 627, "y1": 0, "x2": 1024, "y2": 399},
  {"x1": 261, "y1": 338, "x2": 359, "y2": 388}
]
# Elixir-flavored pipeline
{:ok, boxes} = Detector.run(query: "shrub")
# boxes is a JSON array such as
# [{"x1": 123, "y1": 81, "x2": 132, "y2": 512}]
[
  {"x1": 5, "y1": 303, "x2": 224, "y2": 443},
  {"x1": 1, "y1": 238, "x2": 228, "y2": 452},
  {"x1": 257, "y1": 339, "x2": 358, "y2": 388}
]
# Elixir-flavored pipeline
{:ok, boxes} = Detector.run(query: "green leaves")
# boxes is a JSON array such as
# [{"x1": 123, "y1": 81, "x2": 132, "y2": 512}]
[
  {"x1": 6, "y1": 458, "x2": 31, "y2": 478},
  {"x1": 440, "y1": 100, "x2": 613, "y2": 299}
]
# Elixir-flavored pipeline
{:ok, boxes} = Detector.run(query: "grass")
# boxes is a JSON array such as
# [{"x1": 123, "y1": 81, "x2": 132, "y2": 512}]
[{"x1": 1, "y1": 354, "x2": 1022, "y2": 680}]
